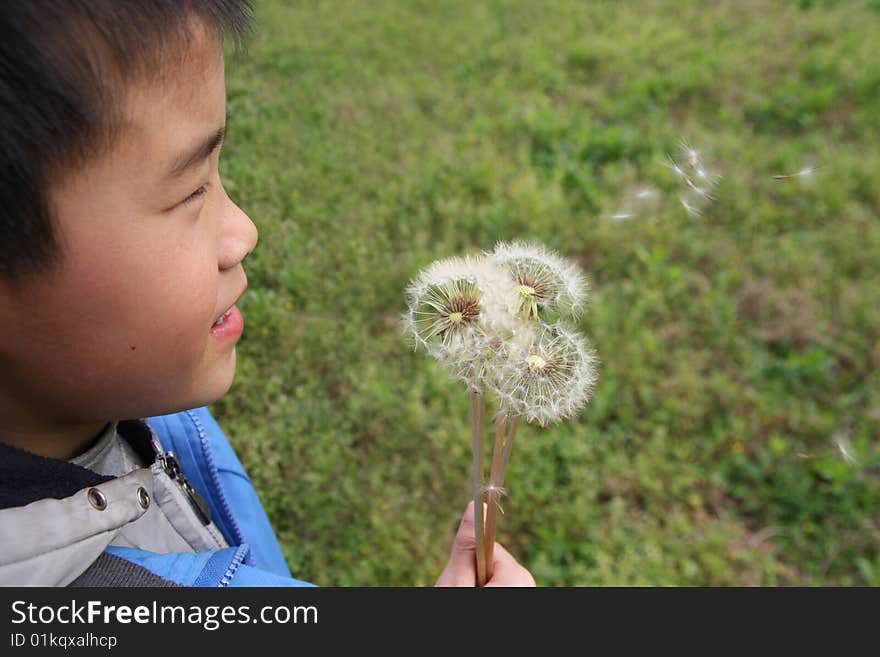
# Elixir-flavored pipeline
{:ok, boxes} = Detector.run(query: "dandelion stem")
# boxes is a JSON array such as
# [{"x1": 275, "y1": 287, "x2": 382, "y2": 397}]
[
  {"x1": 484, "y1": 414, "x2": 521, "y2": 580},
  {"x1": 489, "y1": 415, "x2": 507, "y2": 489},
  {"x1": 470, "y1": 387, "x2": 487, "y2": 586},
  {"x1": 499, "y1": 414, "x2": 521, "y2": 477},
  {"x1": 483, "y1": 414, "x2": 507, "y2": 580}
]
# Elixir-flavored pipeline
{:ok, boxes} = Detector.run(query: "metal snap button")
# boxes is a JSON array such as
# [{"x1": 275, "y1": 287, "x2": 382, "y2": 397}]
[
  {"x1": 136, "y1": 486, "x2": 150, "y2": 510},
  {"x1": 87, "y1": 487, "x2": 107, "y2": 510}
]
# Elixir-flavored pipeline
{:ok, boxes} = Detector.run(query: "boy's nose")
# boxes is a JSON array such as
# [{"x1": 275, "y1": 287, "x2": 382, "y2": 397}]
[{"x1": 217, "y1": 187, "x2": 258, "y2": 271}]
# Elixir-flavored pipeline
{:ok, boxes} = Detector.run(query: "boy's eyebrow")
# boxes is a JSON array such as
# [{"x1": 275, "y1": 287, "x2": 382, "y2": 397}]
[{"x1": 165, "y1": 125, "x2": 226, "y2": 179}]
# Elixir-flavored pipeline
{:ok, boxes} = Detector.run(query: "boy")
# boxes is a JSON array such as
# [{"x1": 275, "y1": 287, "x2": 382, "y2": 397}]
[{"x1": 0, "y1": 1, "x2": 534, "y2": 587}]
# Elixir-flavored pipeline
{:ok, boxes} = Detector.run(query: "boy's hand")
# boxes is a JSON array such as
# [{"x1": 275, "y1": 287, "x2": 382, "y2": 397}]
[{"x1": 435, "y1": 501, "x2": 536, "y2": 587}]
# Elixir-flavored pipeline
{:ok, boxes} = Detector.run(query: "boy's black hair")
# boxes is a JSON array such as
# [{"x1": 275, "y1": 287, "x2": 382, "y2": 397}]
[{"x1": 0, "y1": 1, "x2": 252, "y2": 283}]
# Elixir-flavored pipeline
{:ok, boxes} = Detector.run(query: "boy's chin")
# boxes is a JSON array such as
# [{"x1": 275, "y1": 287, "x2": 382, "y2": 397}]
[
  {"x1": 152, "y1": 347, "x2": 238, "y2": 417},
  {"x1": 202, "y1": 346, "x2": 238, "y2": 403}
]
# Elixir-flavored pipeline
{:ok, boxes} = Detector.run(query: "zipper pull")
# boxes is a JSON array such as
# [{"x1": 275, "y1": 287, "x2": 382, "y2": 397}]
[{"x1": 158, "y1": 450, "x2": 213, "y2": 527}]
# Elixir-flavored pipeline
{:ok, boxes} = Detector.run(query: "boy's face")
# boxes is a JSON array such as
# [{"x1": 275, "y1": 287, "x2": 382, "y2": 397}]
[{"x1": 0, "y1": 24, "x2": 258, "y2": 456}]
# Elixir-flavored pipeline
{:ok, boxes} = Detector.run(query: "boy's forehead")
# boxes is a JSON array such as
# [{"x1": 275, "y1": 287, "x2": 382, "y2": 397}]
[{"x1": 113, "y1": 42, "x2": 226, "y2": 170}]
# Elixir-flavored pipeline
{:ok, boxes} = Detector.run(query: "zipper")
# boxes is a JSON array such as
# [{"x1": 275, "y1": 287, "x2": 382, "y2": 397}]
[
  {"x1": 155, "y1": 447, "x2": 213, "y2": 527},
  {"x1": 219, "y1": 545, "x2": 250, "y2": 587},
  {"x1": 185, "y1": 409, "x2": 246, "y2": 547}
]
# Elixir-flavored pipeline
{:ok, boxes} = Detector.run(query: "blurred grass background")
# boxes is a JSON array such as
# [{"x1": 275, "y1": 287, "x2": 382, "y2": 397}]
[{"x1": 212, "y1": 0, "x2": 880, "y2": 585}]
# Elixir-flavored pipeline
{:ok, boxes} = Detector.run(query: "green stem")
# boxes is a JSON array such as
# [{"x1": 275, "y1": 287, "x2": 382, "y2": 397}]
[
  {"x1": 483, "y1": 414, "x2": 521, "y2": 579},
  {"x1": 499, "y1": 415, "x2": 521, "y2": 478},
  {"x1": 483, "y1": 414, "x2": 507, "y2": 580},
  {"x1": 470, "y1": 387, "x2": 487, "y2": 586}
]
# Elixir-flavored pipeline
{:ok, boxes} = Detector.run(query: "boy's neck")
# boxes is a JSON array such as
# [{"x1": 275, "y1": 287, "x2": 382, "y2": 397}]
[{"x1": 0, "y1": 421, "x2": 112, "y2": 461}]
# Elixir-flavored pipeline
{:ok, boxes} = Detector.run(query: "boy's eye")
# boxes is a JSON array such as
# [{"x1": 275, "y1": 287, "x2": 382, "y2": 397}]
[{"x1": 180, "y1": 184, "x2": 208, "y2": 207}]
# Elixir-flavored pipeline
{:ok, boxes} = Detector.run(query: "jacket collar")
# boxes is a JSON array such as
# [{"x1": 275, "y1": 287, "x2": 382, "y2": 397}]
[{"x1": 0, "y1": 418, "x2": 156, "y2": 510}]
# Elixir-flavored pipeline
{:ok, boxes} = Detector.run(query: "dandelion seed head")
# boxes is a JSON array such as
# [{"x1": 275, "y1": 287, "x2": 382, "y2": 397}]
[
  {"x1": 403, "y1": 259, "x2": 481, "y2": 350},
  {"x1": 489, "y1": 241, "x2": 589, "y2": 321},
  {"x1": 490, "y1": 322, "x2": 598, "y2": 426},
  {"x1": 610, "y1": 211, "x2": 635, "y2": 221},
  {"x1": 518, "y1": 283, "x2": 539, "y2": 312},
  {"x1": 526, "y1": 354, "x2": 547, "y2": 371},
  {"x1": 403, "y1": 254, "x2": 522, "y2": 389}
]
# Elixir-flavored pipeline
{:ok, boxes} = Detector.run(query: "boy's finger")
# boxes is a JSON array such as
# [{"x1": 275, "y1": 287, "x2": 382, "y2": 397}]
[
  {"x1": 435, "y1": 501, "x2": 484, "y2": 586},
  {"x1": 452, "y1": 500, "x2": 479, "y2": 549}
]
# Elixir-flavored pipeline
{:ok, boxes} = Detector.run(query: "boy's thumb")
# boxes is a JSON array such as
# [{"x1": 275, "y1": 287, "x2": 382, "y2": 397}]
[
  {"x1": 452, "y1": 500, "x2": 479, "y2": 551},
  {"x1": 435, "y1": 501, "x2": 488, "y2": 586},
  {"x1": 449, "y1": 501, "x2": 486, "y2": 561}
]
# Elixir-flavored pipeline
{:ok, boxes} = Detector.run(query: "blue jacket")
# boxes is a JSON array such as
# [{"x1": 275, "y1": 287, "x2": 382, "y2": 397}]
[
  {"x1": 124, "y1": 407, "x2": 314, "y2": 587},
  {"x1": 0, "y1": 407, "x2": 314, "y2": 587}
]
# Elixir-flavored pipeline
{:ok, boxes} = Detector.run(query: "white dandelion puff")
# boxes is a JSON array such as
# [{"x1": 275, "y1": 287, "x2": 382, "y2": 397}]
[
  {"x1": 402, "y1": 255, "x2": 519, "y2": 389},
  {"x1": 490, "y1": 322, "x2": 599, "y2": 427},
  {"x1": 401, "y1": 244, "x2": 599, "y2": 586},
  {"x1": 488, "y1": 241, "x2": 588, "y2": 322}
]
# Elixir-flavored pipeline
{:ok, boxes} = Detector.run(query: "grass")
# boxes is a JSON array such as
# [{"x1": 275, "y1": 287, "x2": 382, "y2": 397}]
[{"x1": 210, "y1": 0, "x2": 880, "y2": 585}]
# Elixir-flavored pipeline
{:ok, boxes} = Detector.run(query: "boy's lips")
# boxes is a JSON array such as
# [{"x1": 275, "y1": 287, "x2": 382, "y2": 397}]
[{"x1": 210, "y1": 303, "x2": 244, "y2": 340}]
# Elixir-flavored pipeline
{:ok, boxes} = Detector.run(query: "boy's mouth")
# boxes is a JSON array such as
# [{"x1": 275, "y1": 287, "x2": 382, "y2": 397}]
[
  {"x1": 209, "y1": 304, "x2": 244, "y2": 340},
  {"x1": 212, "y1": 306, "x2": 233, "y2": 328}
]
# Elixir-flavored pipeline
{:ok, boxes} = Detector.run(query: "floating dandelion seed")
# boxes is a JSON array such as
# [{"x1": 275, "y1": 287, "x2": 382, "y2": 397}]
[
  {"x1": 691, "y1": 185, "x2": 717, "y2": 202},
  {"x1": 772, "y1": 165, "x2": 822, "y2": 181},
  {"x1": 680, "y1": 195, "x2": 702, "y2": 216},
  {"x1": 481, "y1": 483, "x2": 508, "y2": 514},
  {"x1": 666, "y1": 155, "x2": 686, "y2": 178},
  {"x1": 832, "y1": 432, "x2": 857, "y2": 465},
  {"x1": 491, "y1": 322, "x2": 598, "y2": 427},
  {"x1": 666, "y1": 140, "x2": 721, "y2": 216},
  {"x1": 489, "y1": 241, "x2": 588, "y2": 322},
  {"x1": 609, "y1": 186, "x2": 658, "y2": 222},
  {"x1": 679, "y1": 139, "x2": 700, "y2": 168}
]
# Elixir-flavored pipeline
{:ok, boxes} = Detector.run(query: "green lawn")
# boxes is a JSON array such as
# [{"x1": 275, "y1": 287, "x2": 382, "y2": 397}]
[{"x1": 212, "y1": 0, "x2": 880, "y2": 585}]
